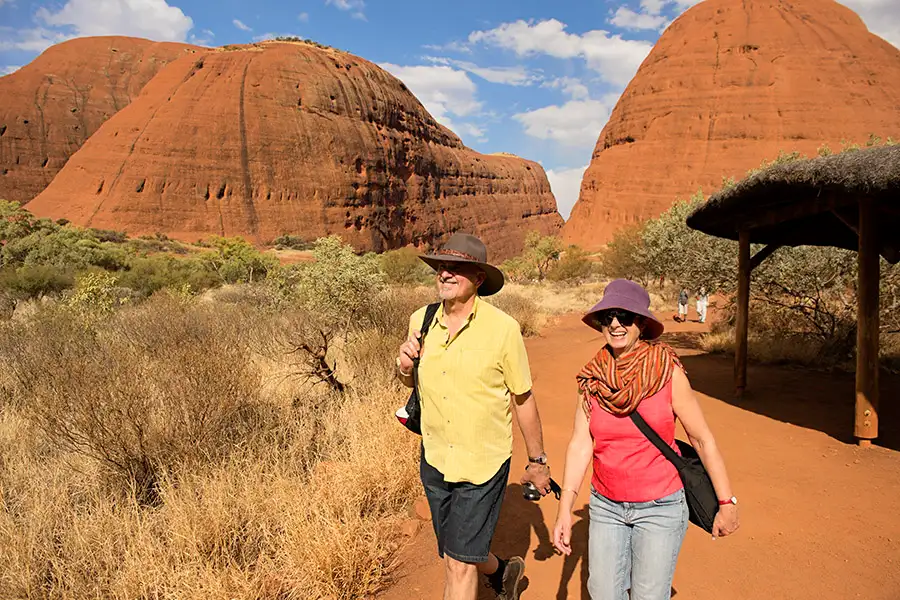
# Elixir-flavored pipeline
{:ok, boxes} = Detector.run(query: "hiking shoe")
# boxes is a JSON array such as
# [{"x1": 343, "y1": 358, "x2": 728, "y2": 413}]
[{"x1": 498, "y1": 556, "x2": 525, "y2": 600}]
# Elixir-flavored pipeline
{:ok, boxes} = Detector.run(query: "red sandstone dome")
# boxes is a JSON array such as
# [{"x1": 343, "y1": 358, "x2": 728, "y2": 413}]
[
  {"x1": 563, "y1": 0, "x2": 900, "y2": 250},
  {"x1": 23, "y1": 39, "x2": 562, "y2": 257},
  {"x1": 0, "y1": 37, "x2": 201, "y2": 205}
]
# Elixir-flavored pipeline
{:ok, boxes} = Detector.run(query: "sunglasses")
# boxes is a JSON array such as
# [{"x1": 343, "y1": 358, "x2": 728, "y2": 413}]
[
  {"x1": 434, "y1": 261, "x2": 480, "y2": 275},
  {"x1": 596, "y1": 309, "x2": 639, "y2": 328}
]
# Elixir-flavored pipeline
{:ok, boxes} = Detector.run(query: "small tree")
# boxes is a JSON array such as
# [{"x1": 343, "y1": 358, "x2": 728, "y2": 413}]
[
  {"x1": 522, "y1": 231, "x2": 563, "y2": 281},
  {"x1": 200, "y1": 236, "x2": 279, "y2": 284}
]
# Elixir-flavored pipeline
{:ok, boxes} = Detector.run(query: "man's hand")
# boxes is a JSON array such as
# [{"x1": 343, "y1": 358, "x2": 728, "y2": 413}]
[
  {"x1": 397, "y1": 330, "x2": 422, "y2": 375},
  {"x1": 521, "y1": 463, "x2": 551, "y2": 496}
]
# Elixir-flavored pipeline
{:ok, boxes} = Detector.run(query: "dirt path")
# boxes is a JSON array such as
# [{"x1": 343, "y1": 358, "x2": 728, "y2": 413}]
[{"x1": 380, "y1": 314, "x2": 900, "y2": 600}]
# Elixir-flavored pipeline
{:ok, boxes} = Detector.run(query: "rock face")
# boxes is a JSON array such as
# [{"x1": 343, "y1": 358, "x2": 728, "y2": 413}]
[
  {"x1": 0, "y1": 37, "x2": 201, "y2": 204},
  {"x1": 26, "y1": 40, "x2": 562, "y2": 257},
  {"x1": 564, "y1": 0, "x2": 900, "y2": 250}
]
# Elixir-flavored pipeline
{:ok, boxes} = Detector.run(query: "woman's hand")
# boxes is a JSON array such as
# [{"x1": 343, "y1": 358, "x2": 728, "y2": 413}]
[
  {"x1": 712, "y1": 504, "x2": 740, "y2": 539},
  {"x1": 552, "y1": 512, "x2": 574, "y2": 556}
]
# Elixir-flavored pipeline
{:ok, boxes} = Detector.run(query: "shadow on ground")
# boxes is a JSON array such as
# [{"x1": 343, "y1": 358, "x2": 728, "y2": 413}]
[
  {"x1": 680, "y1": 353, "x2": 900, "y2": 452},
  {"x1": 490, "y1": 484, "x2": 589, "y2": 599}
]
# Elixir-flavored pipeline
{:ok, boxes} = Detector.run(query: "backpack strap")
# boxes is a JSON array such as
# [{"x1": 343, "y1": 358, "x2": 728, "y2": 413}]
[{"x1": 411, "y1": 302, "x2": 441, "y2": 393}]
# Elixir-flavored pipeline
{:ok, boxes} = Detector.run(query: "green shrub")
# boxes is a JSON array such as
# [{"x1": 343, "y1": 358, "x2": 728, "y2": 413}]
[
  {"x1": 199, "y1": 236, "x2": 279, "y2": 284},
  {"x1": 273, "y1": 234, "x2": 313, "y2": 251},
  {"x1": 546, "y1": 245, "x2": 594, "y2": 283},
  {"x1": 294, "y1": 236, "x2": 385, "y2": 325},
  {"x1": 378, "y1": 247, "x2": 433, "y2": 284},
  {"x1": 0, "y1": 264, "x2": 74, "y2": 299},
  {"x1": 117, "y1": 256, "x2": 219, "y2": 297}
]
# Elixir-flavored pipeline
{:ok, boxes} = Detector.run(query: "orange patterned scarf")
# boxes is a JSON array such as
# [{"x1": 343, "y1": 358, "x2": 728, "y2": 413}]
[{"x1": 577, "y1": 341, "x2": 683, "y2": 417}]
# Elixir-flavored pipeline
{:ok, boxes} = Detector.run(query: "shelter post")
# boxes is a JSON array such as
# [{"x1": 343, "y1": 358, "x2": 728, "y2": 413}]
[
  {"x1": 735, "y1": 230, "x2": 751, "y2": 397},
  {"x1": 855, "y1": 198, "x2": 879, "y2": 446}
]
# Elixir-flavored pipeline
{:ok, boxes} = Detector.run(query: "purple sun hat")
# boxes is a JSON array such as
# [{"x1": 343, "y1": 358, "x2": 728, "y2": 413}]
[{"x1": 582, "y1": 279, "x2": 664, "y2": 340}]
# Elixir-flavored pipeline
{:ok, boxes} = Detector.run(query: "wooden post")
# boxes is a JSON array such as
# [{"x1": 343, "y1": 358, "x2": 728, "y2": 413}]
[
  {"x1": 735, "y1": 230, "x2": 751, "y2": 397},
  {"x1": 856, "y1": 199, "x2": 880, "y2": 445}
]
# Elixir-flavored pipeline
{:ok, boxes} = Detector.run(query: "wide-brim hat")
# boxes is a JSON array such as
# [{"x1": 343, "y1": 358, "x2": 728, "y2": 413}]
[
  {"x1": 582, "y1": 278, "x2": 664, "y2": 340},
  {"x1": 419, "y1": 232, "x2": 504, "y2": 296}
]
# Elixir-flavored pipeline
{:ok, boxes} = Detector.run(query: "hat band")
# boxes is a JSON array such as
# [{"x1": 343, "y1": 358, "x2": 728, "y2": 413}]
[{"x1": 437, "y1": 249, "x2": 479, "y2": 261}]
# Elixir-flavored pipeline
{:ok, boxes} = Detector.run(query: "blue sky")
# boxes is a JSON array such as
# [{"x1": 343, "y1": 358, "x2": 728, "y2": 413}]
[{"x1": 1, "y1": 0, "x2": 897, "y2": 218}]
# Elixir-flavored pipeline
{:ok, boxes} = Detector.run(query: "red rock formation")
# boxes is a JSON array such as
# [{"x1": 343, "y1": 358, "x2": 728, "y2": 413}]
[
  {"x1": 26, "y1": 41, "x2": 561, "y2": 258},
  {"x1": 564, "y1": 0, "x2": 900, "y2": 250},
  {"x1": 0, "y1": 37, "x2": 201, "y2": 204}
]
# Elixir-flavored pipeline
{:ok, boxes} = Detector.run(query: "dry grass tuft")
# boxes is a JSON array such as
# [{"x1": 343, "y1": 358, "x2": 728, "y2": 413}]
[{"x1": 0, "y1": 289, "x2": 422, "y2": 599}]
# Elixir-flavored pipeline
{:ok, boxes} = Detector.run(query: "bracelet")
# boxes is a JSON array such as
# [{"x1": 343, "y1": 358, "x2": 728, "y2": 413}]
[{"x1": 561, "y1": 488, "x2": 579, "y2": 496}]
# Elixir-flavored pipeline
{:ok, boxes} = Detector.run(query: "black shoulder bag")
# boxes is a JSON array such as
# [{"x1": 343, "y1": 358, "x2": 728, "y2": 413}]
[
  {"x1": 397, "y1": 302, "x2": 440, "y2": 435},
  {"x1": 629, "y1": 411, "x2": 719, "y2": 533}
]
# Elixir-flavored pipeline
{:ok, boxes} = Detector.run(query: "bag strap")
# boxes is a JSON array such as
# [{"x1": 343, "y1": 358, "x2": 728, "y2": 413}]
[
  {"x1": 629, "y1": 411, "x2": 687, "y2": 472},
  {"x1": 411, "y1": 302, "x2": 441, "y2": 392}
]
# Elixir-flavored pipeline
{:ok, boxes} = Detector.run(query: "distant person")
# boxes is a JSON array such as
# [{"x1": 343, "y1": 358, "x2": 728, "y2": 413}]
[
  {"x1": 696, "y1": 287, "x2": 709, "y2": 324},
  {"x1": 677, "y1": 288, "x2": 689, "y2": 322},
  {"x1": 551, "y1": 279, "x2": 739, "y2": 600},
  {"x1": 396, "y1": 233, "x2": 551, "y2": 600}
]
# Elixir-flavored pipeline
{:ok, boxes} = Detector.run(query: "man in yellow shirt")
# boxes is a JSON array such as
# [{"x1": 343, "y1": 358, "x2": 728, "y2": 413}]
[{"x1": 397, "y1": 233, "x2": 551, "y2": 600}]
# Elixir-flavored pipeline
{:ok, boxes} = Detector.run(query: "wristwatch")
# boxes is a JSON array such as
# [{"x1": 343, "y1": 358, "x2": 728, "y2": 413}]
[
  {"x1": 718, "y1": 496, "x2": 738, "y2": 506},
  {"x1": 528, "y1": 453, "x2": 548, "y2": 466}
]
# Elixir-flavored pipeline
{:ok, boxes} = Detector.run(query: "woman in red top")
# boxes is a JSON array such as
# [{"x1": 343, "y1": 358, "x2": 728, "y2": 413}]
[{"x1": 552, "y1": 279, "x2": 739, "y2": 600}]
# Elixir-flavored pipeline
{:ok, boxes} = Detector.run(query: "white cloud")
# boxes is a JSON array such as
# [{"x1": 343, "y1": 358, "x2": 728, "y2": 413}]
[
  {"x1": 233, "y1": 19, "x2": 252, "y2": 32},
  {"x1": 425, "y1": 57, "x2": 535, "y2": 86},
  {"x1": 190, "y1": 28, "x2": 214, "y2": 46},
  {"x1": 610, "y1": 7, "x2": 669, "y2": 31},
  {"x1": 36, "y1": 0, "x2": 193, "y2": 41},
  {"x1": 423, "y1": 40, "x2": 473, "y2": 54},
  {"x1": 380, "y1": 63, "x2": 486, "y2": 142},
  {"x1": 2, "y1": 65, "x2": 21, "y2": 75},
  {"x1": 0, "y1": 26, "x2": 71, "y2": 51},
  {"x1": 298, "y1": 12, "x2": 310, "y2": 22},
  {"x1": 542, "y1": 76, "x2": 590, "y2": 100},
  {"x1": 326, "y1": 0, "x2": 366, "y2": 20},
  {"x1": 840, "y1": 0, "x2": 900, "y2": 48},
  {"x1": 546, "y1": 165, "x2": 588, "y2": 220},
  {"x1": 513, "y1": 95, "x2": 618, "y2": 147},
  {"x1": 469, "y1": 19, "x2": 652, "y2": 86}
]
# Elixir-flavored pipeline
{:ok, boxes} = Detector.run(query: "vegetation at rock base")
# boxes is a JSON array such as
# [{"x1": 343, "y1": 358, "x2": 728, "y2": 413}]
[{"x1": 600, "y1": 139, "x2": 900, "y2": 369}]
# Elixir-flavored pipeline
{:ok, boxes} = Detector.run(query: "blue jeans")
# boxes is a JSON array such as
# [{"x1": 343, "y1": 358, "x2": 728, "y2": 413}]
[{"x1": 588, "y1": 488, "x2": 689, "y2": 600}]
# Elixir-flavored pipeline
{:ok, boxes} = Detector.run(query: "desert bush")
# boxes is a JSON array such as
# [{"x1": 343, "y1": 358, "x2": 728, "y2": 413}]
[
  {"x1": 0, "y1": 264, "x2": 74, "y2": 298},
  {"x1": 500, "y1": 232, "x2": 565, "y2": 283},
  {"x1": 272, "y1": 233, "x2": 313, "y2": 250},
  {"x1": 0, "y1": 299, "x2": 269, "y2": 504},
  {"x1": 117, "y1": 255, "x2": 219, "y2": 297},
  {"x1": 546, "y1": 245, "x2": 594, "y2": 283},
  {"x1": 378, "y1": 247, "x2": 433, "y2": 285},
  {"x1": 599, "y1": 225, "x2": 652, "y2": 284},
  {"x1": 200, "y1": 237, "x2": 279, "y2": 284},
  {"x1": 294, "y1": 235, "x2": 385, "y2": 326},
  {"x1": 486, "y1": 290, "x2": 542, "y2": 337},
  {"x1": 699, "y1": 328, "x2": 828, "y2": 366}
]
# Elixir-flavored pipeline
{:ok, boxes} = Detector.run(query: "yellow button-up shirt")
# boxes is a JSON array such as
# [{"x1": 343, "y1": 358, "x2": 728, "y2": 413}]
[{"x1": 408, "y1": 297, "x2": 533, "y2": 485}]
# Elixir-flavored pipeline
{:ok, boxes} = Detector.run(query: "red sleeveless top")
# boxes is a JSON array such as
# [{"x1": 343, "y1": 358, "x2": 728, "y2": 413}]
[{"x1": 589, "y1": 379, "x2": 683, "y2": 502}]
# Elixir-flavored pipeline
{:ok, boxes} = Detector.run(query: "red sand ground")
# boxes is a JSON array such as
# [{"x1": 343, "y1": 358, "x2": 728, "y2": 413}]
[{"x1": 380, "y1": 313, "x2": 900, "y2": 600}]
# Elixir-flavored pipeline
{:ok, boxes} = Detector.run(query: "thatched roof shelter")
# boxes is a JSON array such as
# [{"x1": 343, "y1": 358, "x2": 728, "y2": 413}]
[
  {"x1": 688, "y1": 145, "x2": 900, "y2": 262},
  {"x1": 686, "y1": 145, "x2": 900, "y2": 446}
]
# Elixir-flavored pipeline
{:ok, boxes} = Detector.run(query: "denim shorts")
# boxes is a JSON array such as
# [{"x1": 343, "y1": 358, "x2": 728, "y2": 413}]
[{"x1": 419, "y1": 445, "x2": 510, "y2": 563}]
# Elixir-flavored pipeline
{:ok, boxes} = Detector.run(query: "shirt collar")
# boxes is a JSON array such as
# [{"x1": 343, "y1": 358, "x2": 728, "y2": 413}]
[{"x1": 436, "y1": 295, "x2": 480, "y2": 328}]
